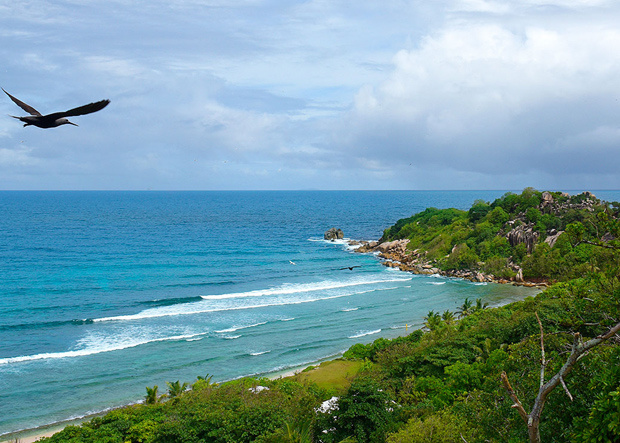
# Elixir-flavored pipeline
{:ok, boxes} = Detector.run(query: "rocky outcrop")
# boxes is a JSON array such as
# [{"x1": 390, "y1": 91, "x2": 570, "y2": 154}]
[
  {"x1": 324, "y1": 228, "x2": 344, "y2": 241},
  {"x1": 544, "y1": 230, "x2": 564, "y2": 248},
  {"x1": 373, "y1": 239, "x2": 409, "y2": 255},
  {"x1": 506, "y1": 224, "x2": 539, "y2": 253},
  {"x1": 349, "y1": 238, "x2": 545, "y2": 287},
  {"x1": 515, "y1": 268, "x2": 524, "y2": 282},
  {"x1": 347, "y1": 189, "x2": 606, "y2": 289},
  {"x1": 540, "y1": 191, "x2": 598, "y2": 215}
]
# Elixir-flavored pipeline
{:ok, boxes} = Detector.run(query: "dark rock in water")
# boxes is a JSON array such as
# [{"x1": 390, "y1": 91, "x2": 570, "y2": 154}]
[{"x1": 324, "y1": 227, "x2": 344, "y2": 241}]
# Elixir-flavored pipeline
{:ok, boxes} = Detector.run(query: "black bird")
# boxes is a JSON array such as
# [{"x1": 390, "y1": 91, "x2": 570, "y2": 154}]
[
  {"x1": 3, "y1": 88, "x2": 110, "y2": 128},
  {"x1": 339, "y1": 266, "x2": 361, "y2": 271}
]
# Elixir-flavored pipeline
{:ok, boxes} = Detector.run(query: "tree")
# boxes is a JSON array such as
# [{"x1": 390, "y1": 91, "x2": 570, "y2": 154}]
[
  {"x1": 468, "y1": 200, "x2": 491, "y2": 223},
  {"x1": 457, "y1": 298, "x2": 473, "y2": 318},
  {"x1": 424, "y1": 310, "x2": 442, "y2": 331},
  {"x1": 442, "y1": 310, "x2": 455, "y2": 325},
  {"x1": 145, "y1": 385, "x2": 159, "y2": 404},
  {"x1": 166, "y1": 380, "x2": 188, "y2": 399},
  {"x1": 473, "y1": 298, "x2": 488, "y2": 313},
  {"x1": 330, "y1": 378, "x2": 396, "y2": 443},
  {"x1": 501, "y1": 313, "x2": 620, "y2": 443}
]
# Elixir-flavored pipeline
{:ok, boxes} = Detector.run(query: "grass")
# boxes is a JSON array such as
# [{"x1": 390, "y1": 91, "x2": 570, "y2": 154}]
[{"x1": 289, "y1": 359, "x2": 365, "y2": 393}]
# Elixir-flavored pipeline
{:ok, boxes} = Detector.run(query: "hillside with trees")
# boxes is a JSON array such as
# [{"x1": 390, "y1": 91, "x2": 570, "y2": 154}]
[
  {"x1": 378, "y1": 188, "x2": 619, "y2": 284},
  {"x1": 40, "y1": 189, "x2": 620, "y2": 443}
]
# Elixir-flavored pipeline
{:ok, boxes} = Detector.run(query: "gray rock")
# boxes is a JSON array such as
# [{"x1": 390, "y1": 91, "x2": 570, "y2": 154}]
[
  {"x1": 515, "y1": 268, "x2": 524, "y2": 282},
  {"x1": 324, "y1": 227, "x2": 344, "y2": 241},
  {"x1": 544, "y1": 230, "x2": 564, "y2": 248},
  {"x1": 374, "y1": 239, "x2": 409, "y2": 254},
  {"x1": 507, "y1": 224, "x2": 539, "y2": 253}
]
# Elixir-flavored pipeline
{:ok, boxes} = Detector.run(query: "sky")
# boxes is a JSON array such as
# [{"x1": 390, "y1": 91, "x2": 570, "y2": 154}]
[{"x1": 1, "y1": 0, "x2": 620, "y2": 190}]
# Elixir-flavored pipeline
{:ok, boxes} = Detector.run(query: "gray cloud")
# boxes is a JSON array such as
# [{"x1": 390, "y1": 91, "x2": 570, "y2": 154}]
[{"x1": 0, "y1": 0, "x2": 619, "y2": 189}]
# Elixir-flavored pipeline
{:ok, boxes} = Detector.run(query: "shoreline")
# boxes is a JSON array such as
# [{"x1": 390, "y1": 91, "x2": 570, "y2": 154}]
[
  {"x1": 347, "y1": 238, "x2": 549, "y2": 288},
  {"x1": 0, "y1": 354, "x2": 345, "y2": 442},
  {"x1": 3, "y1": 240, "x2": 541, "y2": 442}
]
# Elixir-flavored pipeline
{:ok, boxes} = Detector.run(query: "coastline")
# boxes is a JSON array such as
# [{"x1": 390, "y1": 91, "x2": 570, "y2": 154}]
[
  {"x1": 0, "y1": 358, "x2": 337, "y2": 442},
  {"x1": 348, "y1": 238, "x2": 549, "y2": 288},
  {"x1": 3, "y1": 237, "x2": 544, "y2": 442}
]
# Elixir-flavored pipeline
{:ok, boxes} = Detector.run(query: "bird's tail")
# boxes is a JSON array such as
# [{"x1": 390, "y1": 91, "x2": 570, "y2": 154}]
[{"x1": 9, "y1": 115, "x2": 20, "y2": 119}]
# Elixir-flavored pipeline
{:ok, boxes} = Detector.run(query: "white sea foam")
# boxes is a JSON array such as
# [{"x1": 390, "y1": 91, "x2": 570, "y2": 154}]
[
  {"x1": 341, "y1": 307, "x2": 358, "y2": 312},
  {"x1": 307, "y1": 237, "x2": 351, "y2": 247},
  {"x1": 215, "y1": 322, "x2": 268, "y2": 333},
  {"x1": 429, "y1": 282, "x2": 446, "y2": 285},
  {"x1": 250, "y1": 350, "x2": 271, "y2": 356},
  {"x1": 0, "y1": 332, "x2": 205, "y2": 365},
  {"x1": 355, "y1": 286, "x2": 399, "y2": 295},
  {"x1": 348, "y1": 329, "x2": 381, "y2": 339},
  {"x1": 474, "y1": 282, "x2": 487, "y2": 286},
  {"x1": 94, "y1": 277, "x2": 412, "y2": 323},
  {"x1": 95, "y1": 294, "x2": 344, "y2": 322},
  {"x1": 280, "y1": 317, "x2": 295, "y2": 322},
  {"x1": 223, "y1": 335, "x2": 241, "y2": 340},
  {"x1": 200, "y1": 276, "x2": 409, "y2": 300}
]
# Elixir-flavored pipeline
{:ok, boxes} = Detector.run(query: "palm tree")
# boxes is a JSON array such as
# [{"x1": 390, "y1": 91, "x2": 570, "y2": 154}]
[
  {"x1": 457, "y1": 298, "x2": 474, "y2": 317},
  {"x1": 282, "y1": 421, "x2": 313, "y2": 443},
  {"x1": 166, "y1": 380, "x2": 188, "y2": 398},
  {"x1": 473, "y1": 338, "x2": 493, "y2": 362},
  {"x1": 423, "y1": 310, "x2": 442, "y2": 331},
  {"x1": 194, "y1": 373, "x2": 217, "y2": 390},
  {"x1": 442, "y1": 309, "x2": 455, "y2": 325},
  {"x1": 197, "y1": 374, "x2": 214, "y2": 384},
  {"x1": 145, "y1": 385, "x2": 159, "y2": 404},
  {"x1": 474, "y1": 298, "x2": 489, "y2": 312}
]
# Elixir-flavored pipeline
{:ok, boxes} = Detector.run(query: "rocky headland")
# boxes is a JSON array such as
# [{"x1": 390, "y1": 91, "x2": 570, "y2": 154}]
[
  {"x1": 348, "y1": 237, "x2": 545, "y2": 287},
  {"x1": 333, "y1": 190, "x2": 612, "y2": 288}
]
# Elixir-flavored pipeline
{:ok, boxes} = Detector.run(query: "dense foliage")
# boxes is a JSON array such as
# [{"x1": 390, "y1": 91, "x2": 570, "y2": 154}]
[
  {"x1": 382, "y1": 188, "x2": 620, "y2": 282},
  {"x1": 40, "y1": 189, "x2": 619, "y2": 443}
]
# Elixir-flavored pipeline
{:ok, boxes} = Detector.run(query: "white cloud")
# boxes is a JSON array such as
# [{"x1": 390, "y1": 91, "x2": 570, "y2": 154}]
[{"x1": 340, "y1": 11, "x2": 620, "y2": 184}]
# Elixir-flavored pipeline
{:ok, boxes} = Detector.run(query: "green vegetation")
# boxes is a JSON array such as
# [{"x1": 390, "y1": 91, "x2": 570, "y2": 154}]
[
  {"x1": 382, "y1": 188, "x2": 620, "y2": 283},
  {"x1": 289, "y1": 359, "x2": 365, "y2": 393},
  {"x1": 40, "y1": 189, "x2": 619, "y2": 443}
]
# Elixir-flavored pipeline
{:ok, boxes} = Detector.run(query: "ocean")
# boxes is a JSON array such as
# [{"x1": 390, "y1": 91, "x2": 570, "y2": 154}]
[{"x1": 1, "y1": 190, "x2": 618, "y2": 437}]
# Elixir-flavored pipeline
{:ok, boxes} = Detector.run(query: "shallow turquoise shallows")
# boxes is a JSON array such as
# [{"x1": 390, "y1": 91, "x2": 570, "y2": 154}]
[{"x1": 2, "y1": 190, "x2": 618, "y2": 436}]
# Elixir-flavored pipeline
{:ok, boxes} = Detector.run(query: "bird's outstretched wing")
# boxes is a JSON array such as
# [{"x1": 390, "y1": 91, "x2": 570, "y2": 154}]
[
  {"x1": 2, "y1": 88, "x2": 41, "y2": 116},
  {"x1": 52, "y1": 99, "x2": 110, "y2": 118}
]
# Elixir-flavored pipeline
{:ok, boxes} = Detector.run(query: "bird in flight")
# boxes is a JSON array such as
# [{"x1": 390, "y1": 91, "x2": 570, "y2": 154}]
[
  {"x1": 3, "y1": 88, "x2": 110, "y2": 128},
  {"x1": 339, "y1": 266, "x2": 361, "y2": 271}
]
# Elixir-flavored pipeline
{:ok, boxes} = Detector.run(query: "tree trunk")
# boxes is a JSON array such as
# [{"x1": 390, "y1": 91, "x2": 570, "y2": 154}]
[{"x1": 527, "y1": 416, "x2": 541, "y2": 443}]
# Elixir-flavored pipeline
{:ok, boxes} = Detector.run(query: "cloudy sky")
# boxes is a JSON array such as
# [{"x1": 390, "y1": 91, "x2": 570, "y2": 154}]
[{"x1": 1, "y1": 0, "x2": 619, "y2": 190}]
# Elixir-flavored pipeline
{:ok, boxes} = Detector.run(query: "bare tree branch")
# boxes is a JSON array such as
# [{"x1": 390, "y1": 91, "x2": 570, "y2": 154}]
[
  {"x1": 500, "y1": 372, "x2": 528, "y2": 423},
  {"x1": 560, "y1": 376, "x2": 573, "y2": 402},
  {"x1": 501, "y1": 318, "x2": 620, "y2": 443}
]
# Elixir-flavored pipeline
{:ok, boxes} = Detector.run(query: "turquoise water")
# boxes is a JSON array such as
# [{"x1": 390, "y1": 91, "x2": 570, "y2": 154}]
[{"x1": 1, "y1": 190, "x2": 618, "y2": 436}]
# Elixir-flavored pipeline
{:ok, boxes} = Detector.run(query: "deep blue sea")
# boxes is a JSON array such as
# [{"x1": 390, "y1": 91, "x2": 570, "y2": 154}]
[{"x1": 1, "y1": 190, "x2": 619, "y2": 437}]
